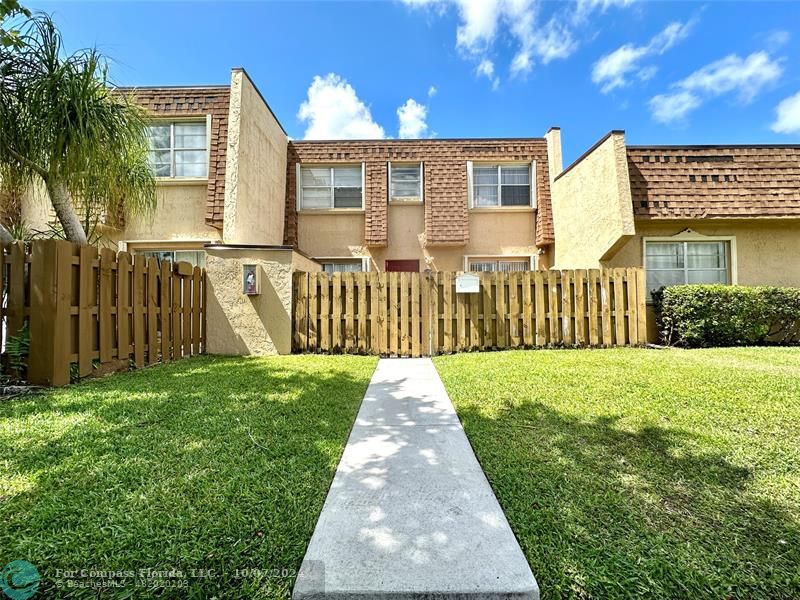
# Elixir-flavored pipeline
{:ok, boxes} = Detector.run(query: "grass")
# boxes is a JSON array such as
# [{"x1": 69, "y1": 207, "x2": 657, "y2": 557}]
[
  {"x1": 434, "y1": 348, "x2": 800, "y2": 599},
  {"x1": 0, "y1": 354, "x2": 377, "y2": 598}
]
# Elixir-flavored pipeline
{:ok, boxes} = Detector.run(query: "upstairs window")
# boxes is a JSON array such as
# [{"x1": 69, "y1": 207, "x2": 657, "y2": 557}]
[
  {"x1": 470, "y1": 163, "x2": 534, "y2": 208},
  {"x1": 389, "y1": 162, "x2": 422, "y2": 201},
  {"x1": 645, "y1": 240, "x2": 730, "y2": 297},
  {"x1": 147, "y1": 122, "x2": 208, "y2": 178},
  {"x1": 299, "y1": 165, "x2": 364, "y2": 210}
]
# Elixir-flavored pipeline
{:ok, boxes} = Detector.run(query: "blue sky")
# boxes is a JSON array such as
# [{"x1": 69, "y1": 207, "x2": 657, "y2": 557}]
[{"x1": 30, "y1": 0, "x2": 800, "y2": 164}]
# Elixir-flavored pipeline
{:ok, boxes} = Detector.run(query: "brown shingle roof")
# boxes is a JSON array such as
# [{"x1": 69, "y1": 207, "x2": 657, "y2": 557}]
[
  {"x1": 285, "y1": 138, "x2": 554, "y2": 248},
  {"x1": 628, "y1": 145, "x2": 800, "y2": 219}
]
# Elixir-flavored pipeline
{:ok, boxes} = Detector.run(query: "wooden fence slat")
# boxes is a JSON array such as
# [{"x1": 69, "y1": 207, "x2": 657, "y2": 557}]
[
  {"x1": 548, "y1": 270, "x2": 560, "y2": 345},
  {"x1": 319, "y1": 273, "x2": 330, "y2": 352},
  {"x1": 78, "y1": 245, "x2": 97, "y2": 377},
  {"x1": 534, "y1": 270, "x2": 546, "y2": 345},
  {"x1": 600, "y1": 269, "x2": 612, "y2": 346},
  {"x1": 0, "y1": 245, "x2": 4, "y2": 334},
  {"x1": 160, "y1": 260, "x2": 171, "y2": 362},
  {"x1": 588, "y1": 269, "x2": 600, "y2": 346},
  {"x1": 400, "y1": 272, "x2": 409, "y2": 355},
  {"x1": 369, "y1": 272, "x2": 379, "y2": 352},
  {"x1": 357, "y1": 272, "x2": 367, "y2": 352},
  {"x1": 345, "y1": 273, "x2": 355, "y2": 352},
  {"x1": 411, "y1": 273, "x2": 420, "y2": 357},
  {"x1": 495, "y1": 272, "x2": 507, "y2": 347},
  {"x1": 8, "y1": 242, "x2": 25, "y2": 337},
  {"x1": 574, "y1": 269, "x2": 586, "y2": 346},
  {"x1": 378, "y1": 272, "x2": 388, "y2": 354},
  {"x1": 457, "y1": 280, "x2": 467, "y2": 352},
  {"x1": 132, "y1": 257, "x2": 146, "y2": 368},
  {"x1": 293, "y1": 272, "x2": 306, "y2": 351},
  {"x1": 469, "y1": 283, "x2": 480, "y2": 349},
  {"x1": 308, "y1": 272, "x2": 318, "y2": 352},
  {"x1": 181, "y1": 266, "x2": 191, "y2": 357},
  {"x1": 481, "y1": 273, "x2": 493, "y2": 350},
  {"x1": 171, "y1": 263, "x2": 182, "y2": 359},
  {"x1": 626, "y1": 267, "x2": 638, "y2": 345},
  {"x1": 421, "y1": 272, "x2": 431, "y2": 356},
  {"x1": 98, "y1": 249, "x2": 115, "y2": 363},
  {"x1": 331, "y1": 272, "x2": 342, "y2": 352},
  {"x1": 146, "y1": 259, "x2": 158, "y2": 365},
  {"x1": 508, "y1": 272, "x2": 520, "y2": 347},
  {"x1": 431, "y1": 272, "x2": 441, "y2": 354},
  {"x1": 118, "y1": 252, "x2": 131, "y2": 361},
  {"x1": 442, "y1": 272, "x2": 452, "y2": 352},
  {"x1": 28, "y1": 241, "x2": 73, "y2": 386},
  {"x1": 636, "y1": 267, "x2": 648, "y2": 345},
  {"x1": 613, "y1": 269, "x2": 626, "y2": 346},
  {"x1": 562, "y1": 270, "x2": 573, "y2": 345},
  {"x1": 522, "y1": 271, "x2": 533, "y2": 346},
  {"x1": 192, "y1": 266, "x2": 201, "y2": 355}
]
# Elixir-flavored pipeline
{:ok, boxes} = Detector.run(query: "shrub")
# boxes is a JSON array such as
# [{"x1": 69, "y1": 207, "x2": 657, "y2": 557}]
[{"x1": 654, "y1": 285, "x2": 800, "y2": 347}]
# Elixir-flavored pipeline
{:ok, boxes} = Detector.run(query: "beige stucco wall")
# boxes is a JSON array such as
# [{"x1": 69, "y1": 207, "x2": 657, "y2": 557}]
[
  {"x1": 114, "y1": 183, "x2": 220, "y2": 245},
  {"x1": 205, "y1": 247, "x2": 310, "y2": 356},
  {"x1": 20, "y1": 180, "x2": 218, "y2": 247},
  {"x1": 223, "y1": 69, "x2": 288, "y2": 245},
  {"x1": 295, "y1": 203, "x2": 539, "y2": 271},
  {"x1": 551, "y1": 131, "x2": 635, "y2": 269},
  {"x1": 608, "y1": 219, "x2": 800, "y2": 287}
]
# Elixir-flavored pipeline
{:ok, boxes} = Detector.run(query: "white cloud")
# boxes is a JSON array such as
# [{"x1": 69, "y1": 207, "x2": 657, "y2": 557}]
[
  {"x1": 771, "y1": 90, "x2": 800, "y2": 134},
  {"x1": 476, "y1": 58, "x2": 499, "y2": 90},
  {"x1": 298, "y1": 73, "x2": 385, "y2": 140},
  {"x1": 592, "y1": 20, "x2": 694, "y2": 93},
  {"x1": 427, "y1": 85, "x2": 438, "y2": 97},
  {"x1": 650, "y1": 51, "x2": 783, "y2": 124},
  {"x1": 397, "y1": 99, "x2": 429, "y2": 138},
  {"x1": 679, "y1": 51, "x2": 782, "y2": 102},
  {"x1": 649, "y1": 90, "x2": 701, "y2": 124},
  {"x1": 766, "y1": 30, "x2": 790, "y2": 51},
  {"x1": 402, "y1": 0, "x2": 625, "y2": 86}
]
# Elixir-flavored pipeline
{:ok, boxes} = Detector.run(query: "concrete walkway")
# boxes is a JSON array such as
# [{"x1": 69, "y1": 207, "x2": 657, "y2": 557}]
[{"x1": 293, "y1": 358, "x2": 538, "y2": 599}]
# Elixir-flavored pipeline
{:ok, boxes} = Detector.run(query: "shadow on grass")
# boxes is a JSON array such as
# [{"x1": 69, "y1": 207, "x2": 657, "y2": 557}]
[
  {"x1": 456, "y1": 401, "x2": 800, "y2": 599},
  {"x1": 0, "y1": 355, "x2": 377, "y2": 599}
]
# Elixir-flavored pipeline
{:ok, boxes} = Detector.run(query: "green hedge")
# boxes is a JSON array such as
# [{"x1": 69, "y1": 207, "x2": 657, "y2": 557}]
[{"x1": 653, "y1": 285, "x2": 800, "y2": 347}]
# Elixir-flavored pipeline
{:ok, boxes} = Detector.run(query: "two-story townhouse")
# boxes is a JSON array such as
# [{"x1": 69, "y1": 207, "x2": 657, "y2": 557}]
[{"x1": 284, "y1": 134, "x2": 561, "y2": 274}]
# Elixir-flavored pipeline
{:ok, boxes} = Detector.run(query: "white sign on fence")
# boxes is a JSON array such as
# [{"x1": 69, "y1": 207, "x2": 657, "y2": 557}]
[{"x1": 455, "y1": 273, "x2": 480, "y2": 293}]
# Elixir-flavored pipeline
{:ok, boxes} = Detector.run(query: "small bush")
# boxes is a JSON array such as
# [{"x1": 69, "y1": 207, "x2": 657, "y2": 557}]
[{"x1": 654, "y1": 285, "x2": 800, "y2": 347}]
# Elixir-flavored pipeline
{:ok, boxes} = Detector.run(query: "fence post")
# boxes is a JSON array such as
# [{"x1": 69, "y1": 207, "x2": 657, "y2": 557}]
[{"x1": 28, "y1": 240, "x2": 73, "y2": 386}]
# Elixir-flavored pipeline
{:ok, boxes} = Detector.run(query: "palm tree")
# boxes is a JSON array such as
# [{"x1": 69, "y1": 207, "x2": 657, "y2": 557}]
[{"x1": 0, "y1": 14, "x2": 155, "y2": 244}]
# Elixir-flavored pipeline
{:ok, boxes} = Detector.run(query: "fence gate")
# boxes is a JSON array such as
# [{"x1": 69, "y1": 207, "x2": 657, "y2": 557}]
[{"x1": 292, "y1": 268, "x2": 647, "y2": 356}]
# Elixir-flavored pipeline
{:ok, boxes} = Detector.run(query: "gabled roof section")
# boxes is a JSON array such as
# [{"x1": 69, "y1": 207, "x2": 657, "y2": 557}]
[{"x1": 628, "y1": 145, "x2": 800, "y2": 219}]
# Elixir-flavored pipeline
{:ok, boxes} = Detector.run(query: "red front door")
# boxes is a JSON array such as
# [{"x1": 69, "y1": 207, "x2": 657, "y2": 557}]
[{"x1": 385, "y1": 259, "x2": 420, "y2": 272}]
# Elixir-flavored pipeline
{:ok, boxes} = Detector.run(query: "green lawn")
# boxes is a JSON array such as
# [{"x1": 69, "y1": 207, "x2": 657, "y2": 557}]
[
  {"x1": 434, "y1": 348, "x2": 800, "y2": 600},
  {"x1": 0, "y1": 354, "x2": 377, "y2": 598}
]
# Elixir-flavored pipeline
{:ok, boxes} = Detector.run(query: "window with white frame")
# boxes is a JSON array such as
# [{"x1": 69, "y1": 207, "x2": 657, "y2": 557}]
[
  {"x1": 645, "y1": 241, "x2": 729, "y2": 295},
  {"x1": 389, "y1": 163, "x2": 422, "y2": 201},
  {"x1": 300, "y1": 166, "x2": 363, "y2": 210},
  {"x1": 471, "y1": 163, "x2": 533, "y2": 207},
  {"x1": 468, "y1": 258, "x2": 530, "y2": 272},
  {"x1": 136, "y1": 249, "x2": 206, "y2": 268},
  {"x1": 147, "y1": 122, "x2": 208, "y2": 178},
  {"x1": 319, "y1": 258, "x2": 367, "y2": 273}
]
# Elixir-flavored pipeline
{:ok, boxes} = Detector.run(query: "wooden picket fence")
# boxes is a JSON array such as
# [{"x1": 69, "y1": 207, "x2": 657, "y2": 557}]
[
  {"x1": 292, "y1": 268, "x2": 647, "y2": 356},
  {"x1": 1, "y1": 240, "x2": 206, "y2": 386}
]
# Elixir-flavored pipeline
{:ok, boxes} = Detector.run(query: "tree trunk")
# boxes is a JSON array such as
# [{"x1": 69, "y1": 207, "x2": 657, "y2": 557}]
[
  {"x1": 46, "y1": 177, "x2": 88, "y2": 244},
  {"x1": 0, "y1": 223, "x2": 13, "y2": 243}
]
